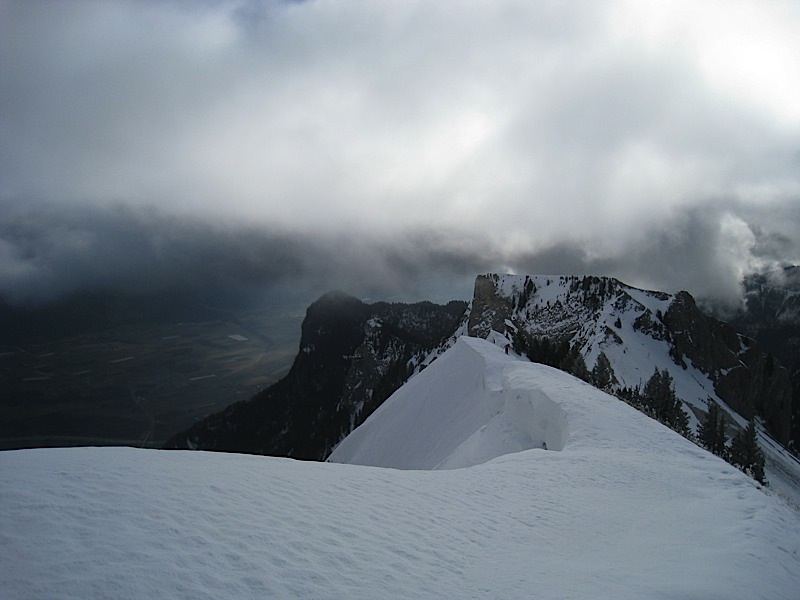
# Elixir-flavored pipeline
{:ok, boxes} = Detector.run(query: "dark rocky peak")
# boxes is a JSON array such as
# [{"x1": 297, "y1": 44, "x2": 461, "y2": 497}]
[
  {"x1": 166, "y1": 292, "x2": 467, "y2": 459},
  {"x1": 297, "y1": 291, "x2": 368, "y2": 363},
  {"x1": 663, "y1": 290, "x2": 792, "y2": 442},
  {"x1": 713, "y1": 266, "x2": 800, "y2": 448},
  {"x1": 663, "y1": 290, "x2": 742, "y2": 373}
]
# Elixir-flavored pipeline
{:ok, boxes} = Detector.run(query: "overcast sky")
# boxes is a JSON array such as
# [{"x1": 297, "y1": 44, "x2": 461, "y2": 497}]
[{"x1": 2, "y1": 0, "x2": 799, "y2": 307}]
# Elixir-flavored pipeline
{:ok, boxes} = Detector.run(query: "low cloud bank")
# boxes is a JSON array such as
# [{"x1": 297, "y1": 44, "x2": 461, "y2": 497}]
[{"x1": 1, "y1": 198, "x2": 795, "y2": 309}]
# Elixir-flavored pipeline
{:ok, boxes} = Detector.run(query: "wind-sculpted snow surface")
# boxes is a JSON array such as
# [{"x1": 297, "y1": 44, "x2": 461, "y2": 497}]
[
  {"x1": 329, "y1": 337, "x2": 577, "y2": 469},
  {"x1": 3, "y1": 336, "x2": 800, "y2": 599}
]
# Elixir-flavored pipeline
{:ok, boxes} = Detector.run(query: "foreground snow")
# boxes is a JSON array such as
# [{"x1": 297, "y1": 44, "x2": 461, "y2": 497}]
[{"x1": 3, "y1": 338, "x2": 800, "y2": 599}]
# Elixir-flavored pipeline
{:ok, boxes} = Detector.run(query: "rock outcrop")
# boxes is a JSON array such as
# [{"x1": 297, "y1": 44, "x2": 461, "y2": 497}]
[{"x1": 165, "y1": 292, "x2": 467, "y2": 459}]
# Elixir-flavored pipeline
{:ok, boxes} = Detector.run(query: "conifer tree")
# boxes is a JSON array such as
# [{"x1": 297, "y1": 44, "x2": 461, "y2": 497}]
[
  {"x1": 642, "y1": 368, "x2": 668, "y2": 416},
  {"x1": 512, "y1": 331, "x2": 528, "y2": 355},
  {"x1": 729, "y1": 419, "x2": 766, "y2": 484},
  {"x1": 698, "y1": 399, "x2": 727, "y2": 456},
  {"x1": 591, "y1": 352, "x2": 614, "y2": 392},
  {"x1": 642, "y1": 368, "x2": 689, "y2": 436},
  {"x1": 564, "y1": 346, "x2": 591, "y2": 383}
]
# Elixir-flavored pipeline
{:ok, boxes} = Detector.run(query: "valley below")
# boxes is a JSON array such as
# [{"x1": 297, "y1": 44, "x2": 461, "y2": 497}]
[{"x1": 0, "y1": 303, "x2": 303, "y2": 449}]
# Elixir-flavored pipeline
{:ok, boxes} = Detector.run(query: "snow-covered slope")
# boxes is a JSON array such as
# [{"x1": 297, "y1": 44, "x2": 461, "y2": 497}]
[{"x1": 3, "y1": 336, "x2": 800, "y2": 599}]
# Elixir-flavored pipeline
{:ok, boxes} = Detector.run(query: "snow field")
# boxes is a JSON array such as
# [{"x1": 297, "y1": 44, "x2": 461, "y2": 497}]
[
  {"x1": 329, "y1": 337, "x2": 800, "y2": 597},
  {"x1": 4, "y1": 440, "x2": 799, "y2": 599},
  {"x1": 2, "y1": 336, "x2": 800, "y2": 598}
]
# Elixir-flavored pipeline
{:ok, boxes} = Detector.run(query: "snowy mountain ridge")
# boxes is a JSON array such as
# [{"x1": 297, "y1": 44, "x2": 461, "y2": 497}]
[
  {"x1": 467, "y1": 273, "x2": 792, "y2": 443},
  {"x1": 167, "y1": 272, "x2": 796, "y2": 489},
  {"x1": 329, "y1": 336, "x2": 626, "y2": 469}
]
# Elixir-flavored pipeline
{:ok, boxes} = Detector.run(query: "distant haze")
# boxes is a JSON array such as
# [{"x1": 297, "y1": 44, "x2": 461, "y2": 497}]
[{"x1": 2, "y1": 0, "x2": 799, "y2": 307}]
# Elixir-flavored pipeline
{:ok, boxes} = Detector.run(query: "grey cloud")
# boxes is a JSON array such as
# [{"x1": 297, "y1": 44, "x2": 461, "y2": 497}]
[
  {"x1": 0, "y1": 198, "x2": 495, "y2": 306},
  {"x1": 508, "y1": 201, "x2": 800, "y2": 309},
  {"x1": 3, "y1": 196, "x2": 796, "y2": 311},
  {"x1": 1, "y1": 1, "x2": 799, "y2": 308},
  {"x1": 0, "y1": 199, "x2": 296, "y2": 304}
]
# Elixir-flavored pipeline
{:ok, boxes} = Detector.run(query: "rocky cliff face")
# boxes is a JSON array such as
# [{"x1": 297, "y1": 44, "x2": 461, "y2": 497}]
[
  {"x1": 664, "y1": 291, "x2": 791, "y2": 443},
  {"x1": 165, "y1": 292, "x2": 467, "y2": 459},
  {"x1": 469, "y1": 274, "x2": 794, "y2": 445},
  {"x1": 715, "y1": 265, "x2": 800, "y2": 450}
]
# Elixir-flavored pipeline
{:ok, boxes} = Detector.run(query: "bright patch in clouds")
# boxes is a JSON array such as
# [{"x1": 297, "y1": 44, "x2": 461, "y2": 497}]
[
  {"x1": 693, "y1": 2, "x2": 800, "y2": 123},
  {"x1": 613, "y1": 0, "x2": 800, "y2": 123}
]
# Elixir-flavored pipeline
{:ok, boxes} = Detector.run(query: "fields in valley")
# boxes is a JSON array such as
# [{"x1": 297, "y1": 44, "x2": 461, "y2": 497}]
[{"x1": 0, "y1": 305, "x2": 302, "y2": 449}]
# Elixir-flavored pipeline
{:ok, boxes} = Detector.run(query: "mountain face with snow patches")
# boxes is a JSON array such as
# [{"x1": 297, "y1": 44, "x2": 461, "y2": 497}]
[{"x1": 469, "y1": 273, "x2": 793, "y2": 446}]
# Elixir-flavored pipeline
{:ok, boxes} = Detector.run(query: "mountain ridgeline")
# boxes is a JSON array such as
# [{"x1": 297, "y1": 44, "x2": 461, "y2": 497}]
[
  {"x1": 470, "y1": 274, "x2": 792, "y2": 446},
  {"x1": 165, "y1": 293, "x2": 467, "y2": 459},
  {"x1": 168, "y1": 273, "x2": 797, "y2": 458}
]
